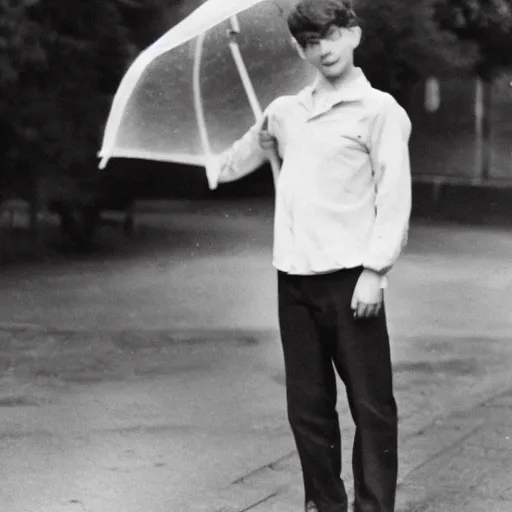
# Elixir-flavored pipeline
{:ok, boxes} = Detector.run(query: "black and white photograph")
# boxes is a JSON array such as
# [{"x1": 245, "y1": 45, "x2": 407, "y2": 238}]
[{"x1": 1, "y1": 1, "x2": 512, "y2": 511}]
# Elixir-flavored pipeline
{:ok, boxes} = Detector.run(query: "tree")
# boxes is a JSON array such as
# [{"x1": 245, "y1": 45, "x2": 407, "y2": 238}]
[
  {"x1": 0, "y1": 0, "x2": 132, "y2": 236},
  {"x1": 0, "y1": 0, "x2": 46, "y2": 230},
  {"x1": 116, "y1": 0, "x2": 197, "y2": 47},
  {"x1": 1, "y1": 0, "x2": 197, "y2": 244},
  {"x1": 355, "y1": 0, "x2": 476, "y2": 110},
  {"x1": 433, "y1": 0, "x2": 512, "y2": 179}
]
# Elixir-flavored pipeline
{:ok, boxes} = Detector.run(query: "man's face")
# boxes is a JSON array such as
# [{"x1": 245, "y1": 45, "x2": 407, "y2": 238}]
[{"x1": 296, "y1": 25, "x2": 361, "y2": 79}]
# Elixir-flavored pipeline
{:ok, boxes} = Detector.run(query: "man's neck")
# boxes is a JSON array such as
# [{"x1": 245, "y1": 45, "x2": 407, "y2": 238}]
[{"x1": 316, "y1": 65, "x2": 361, "y2": 93}]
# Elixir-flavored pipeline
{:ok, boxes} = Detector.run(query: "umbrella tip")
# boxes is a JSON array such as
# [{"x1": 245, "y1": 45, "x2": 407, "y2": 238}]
[{"x1": 98, "y1": 157, "x2": 108, "y2": 170}]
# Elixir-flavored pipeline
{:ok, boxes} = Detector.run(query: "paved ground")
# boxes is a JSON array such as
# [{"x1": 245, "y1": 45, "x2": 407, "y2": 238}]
[{"x1": 1, "y1": 198, "x2": 512, "y2": 512}]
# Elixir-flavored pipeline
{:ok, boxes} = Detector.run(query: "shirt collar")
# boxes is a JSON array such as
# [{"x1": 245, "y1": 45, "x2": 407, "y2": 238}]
[{"x1": 298, "y1": 68, "x2": 372, "y2": 114}]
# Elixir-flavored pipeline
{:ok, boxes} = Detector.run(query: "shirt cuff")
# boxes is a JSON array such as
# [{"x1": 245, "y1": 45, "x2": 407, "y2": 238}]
[{"x1": 362, "y1": 265, "x2": 389, "y2": 289}]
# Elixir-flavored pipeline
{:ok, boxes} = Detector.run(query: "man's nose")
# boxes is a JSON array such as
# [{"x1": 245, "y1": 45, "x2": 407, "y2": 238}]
[{"x1": 319, "y1": 39, "x2": 332, "y2": 57}]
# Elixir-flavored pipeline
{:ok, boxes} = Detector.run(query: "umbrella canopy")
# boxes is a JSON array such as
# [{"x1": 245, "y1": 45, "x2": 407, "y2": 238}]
[{"x1": 98, "y1": 0, "x2": 315, "y2": 172}]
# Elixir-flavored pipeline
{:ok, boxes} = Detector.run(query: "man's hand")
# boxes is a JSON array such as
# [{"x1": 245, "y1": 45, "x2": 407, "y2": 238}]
[
  {"x1": 351, "y1": 268, "x2": 383, "y2": 320},
  {"x1": 259, "y1": 117, "x2": 277, "y2": 150}
]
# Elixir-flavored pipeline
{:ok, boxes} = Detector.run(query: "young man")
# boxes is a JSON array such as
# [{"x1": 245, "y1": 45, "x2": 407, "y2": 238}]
[{"x1": 207, "y1": 1, "x2": 411, "y2": 511}]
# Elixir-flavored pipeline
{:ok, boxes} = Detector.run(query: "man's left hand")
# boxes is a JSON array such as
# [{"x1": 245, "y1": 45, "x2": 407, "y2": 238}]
[
  {"x1": 351, "y1": 269, "x2": 383, "y2": 319},
  {"x1": 259, "y1": 117, "x2": 277, "y2": 150}
]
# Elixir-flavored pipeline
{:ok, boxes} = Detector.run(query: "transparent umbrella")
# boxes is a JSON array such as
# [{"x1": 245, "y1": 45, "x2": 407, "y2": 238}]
[{"x1": 98, "y1": 0, "x2": 315, "y2": 187}]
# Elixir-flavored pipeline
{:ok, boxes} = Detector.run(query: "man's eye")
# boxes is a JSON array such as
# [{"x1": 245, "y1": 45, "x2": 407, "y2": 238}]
[{"x1": 325, "y1": 26, "x2": 341, "y2": 40}]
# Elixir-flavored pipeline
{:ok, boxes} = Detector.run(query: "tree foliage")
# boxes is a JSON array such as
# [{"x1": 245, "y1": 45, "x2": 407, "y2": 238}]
[
  {"x1": 433, "y1": 0, "x2": 512, "y2": 78},
  {"x1": 0, "y1": 0, "x2": 45, "y2": 184},
  {"x1": 0, "y1": 0, "x2": 136, "y2": 204},
  {"x1": 355, "y1": 0, "x2": 477, "y2": 106}
]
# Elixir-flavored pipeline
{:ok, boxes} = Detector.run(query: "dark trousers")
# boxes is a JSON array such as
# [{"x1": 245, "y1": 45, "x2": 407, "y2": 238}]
[{"x1": 277, "y1": 267, "x2": 398, "y2": 512}]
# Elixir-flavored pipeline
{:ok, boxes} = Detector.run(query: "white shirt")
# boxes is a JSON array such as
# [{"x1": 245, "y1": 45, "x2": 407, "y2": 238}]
[{"x1": 207, "y1": 69, "x2": 412, "y2": 278}]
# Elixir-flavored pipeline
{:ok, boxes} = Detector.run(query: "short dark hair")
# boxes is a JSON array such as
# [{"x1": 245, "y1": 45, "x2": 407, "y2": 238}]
[{"x1": 287, "y1": 0, "x2": 358, "y2": 46}]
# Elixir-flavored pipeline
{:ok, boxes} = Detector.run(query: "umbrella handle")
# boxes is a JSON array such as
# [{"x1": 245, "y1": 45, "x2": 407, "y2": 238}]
[
  {"x1": 267, "y1": 152, "x2": 281, "y2": 187},
  {"x1": 227, "y1": 16, "x2": 280, "y2": 188}
]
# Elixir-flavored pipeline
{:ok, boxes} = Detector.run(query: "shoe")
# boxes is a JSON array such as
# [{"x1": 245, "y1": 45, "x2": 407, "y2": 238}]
[{"x1": 305, "y1": 501, "x2": 319, "y2": 512}]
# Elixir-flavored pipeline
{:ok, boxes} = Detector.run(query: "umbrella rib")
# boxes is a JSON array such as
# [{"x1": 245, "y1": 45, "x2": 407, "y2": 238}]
[{"x1": 193, "y1": 32, "x2": 212, "y2": 163}]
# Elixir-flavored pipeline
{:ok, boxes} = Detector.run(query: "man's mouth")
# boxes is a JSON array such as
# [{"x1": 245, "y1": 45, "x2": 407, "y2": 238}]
[{"x1": 322, "y1": 60, "x2": 339, "y2": 67}]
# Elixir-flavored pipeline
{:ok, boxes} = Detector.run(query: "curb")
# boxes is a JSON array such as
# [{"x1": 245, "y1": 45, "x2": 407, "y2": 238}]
[{"x1": 412, "y1": 177, "x2": 512, "y2": 225}]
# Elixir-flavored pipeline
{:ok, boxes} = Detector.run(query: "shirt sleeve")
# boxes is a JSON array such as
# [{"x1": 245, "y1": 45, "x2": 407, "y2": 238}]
[
  {"x1": 205, "y1": 101, "x2": 280, "y2": 190},
  {"x1": 363, "y1": 95, "x2": 412, "y2": 275}
]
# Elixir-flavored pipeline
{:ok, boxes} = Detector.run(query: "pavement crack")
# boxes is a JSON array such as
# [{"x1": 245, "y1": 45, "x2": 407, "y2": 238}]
[
  {"x1": 399, "y1": 424, "x2": 484, "y2": 483},
  {"x1": 230, "y1": 450, "x2": 297, "y2": 485},
  {"x1": 238, "y1": 489, "x2": 282, "y2": 511}
]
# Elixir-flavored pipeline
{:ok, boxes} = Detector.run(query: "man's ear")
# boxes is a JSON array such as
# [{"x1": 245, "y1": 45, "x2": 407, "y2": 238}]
[
  {"x1": 291, "y1": 37, "x2": 306, "y2": 59},
  {"x1": 349, "y1": 26, "x2": 362, "y2": 49}
]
